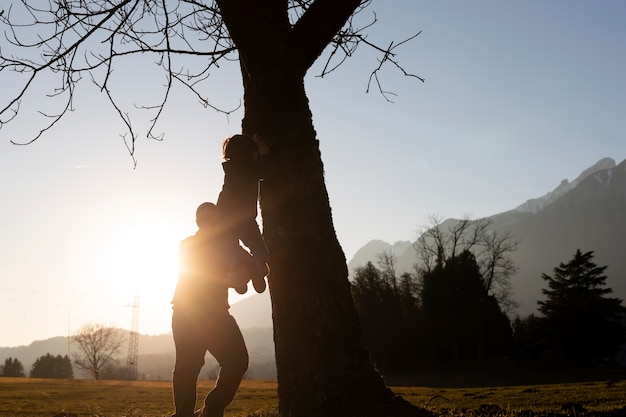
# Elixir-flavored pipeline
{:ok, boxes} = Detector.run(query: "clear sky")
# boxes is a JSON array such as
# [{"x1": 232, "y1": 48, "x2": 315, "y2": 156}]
[{"x1": 1, "y1": 1, "x2": 625, "y2": 347}]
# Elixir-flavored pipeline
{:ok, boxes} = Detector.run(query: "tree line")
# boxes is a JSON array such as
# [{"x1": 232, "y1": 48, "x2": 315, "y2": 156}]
[
  {"x1": 1, "y1": 323, "x2": 127, "y2": 380},
  {"x1": 351, "y1": 217, "x2": 626, "y2": 371},
  {"x1": 3, "y1": 218, "x2": 624, "y2": 380},
  {"x1": 1, "y1": 354, "x2": 73, "y2": 378}
]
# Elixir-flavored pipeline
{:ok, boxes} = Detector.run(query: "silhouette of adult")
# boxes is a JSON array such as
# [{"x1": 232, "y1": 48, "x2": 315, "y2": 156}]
[{"x1": 171, "y1": 202, "x2": 248, "y2": 417}]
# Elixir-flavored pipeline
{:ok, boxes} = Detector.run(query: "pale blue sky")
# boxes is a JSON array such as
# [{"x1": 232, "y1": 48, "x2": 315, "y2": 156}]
[{"x1": 1, "y1": 1, "x2": 625, "y2": 347}]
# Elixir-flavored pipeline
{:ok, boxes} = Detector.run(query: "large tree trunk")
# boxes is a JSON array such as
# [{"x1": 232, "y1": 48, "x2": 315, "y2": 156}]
[
  {"x1": 242, "y1": 63, "x2": 398, "y2": 417},
  {"x1": 214, "y1": 2, "x2": 429, "y2": 416},
  {"x1": 242, "y1": 55, "x2": 429, "y2": 417}
]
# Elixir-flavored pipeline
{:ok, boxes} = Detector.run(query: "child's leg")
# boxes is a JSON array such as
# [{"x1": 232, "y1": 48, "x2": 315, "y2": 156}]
[
  {"x1": 225, "y1": 264, "x2": 248, "y2": 295},
  {"x1": 224, "y1": 247, "x2": 251, "y2": 295},
  {"x1": 246, "y1": 255, "x2": 268, "y2": 294}
]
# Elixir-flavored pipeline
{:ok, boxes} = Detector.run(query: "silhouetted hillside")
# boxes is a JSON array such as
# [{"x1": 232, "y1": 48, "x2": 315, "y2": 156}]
[
  {"x1": 500, "y1": 157, "x2": 626, "y2": 314},
  {"x1": 0, "y1": 336, "x2": 70, "y2": 375},
  {"x1": 348, "y1": 240, "x2": 412, "y2": 274},
  {"x1": 0, "y1": 322, "x2": 275, "y2": 380},
  {"x1": 230, "y1": 291, "x2": 272, "y2": 329}
]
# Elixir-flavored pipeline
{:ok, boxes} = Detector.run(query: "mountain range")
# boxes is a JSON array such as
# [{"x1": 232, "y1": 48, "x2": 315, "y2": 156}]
[
  {"x1": 0, "y1": 296, "x2": 275, "y2": 380},
  {"x1": 3, "y1": 157, "x2": 624, "y2": 378},
  {"x1": 349, "y1": 157, "x2": 626, "y2": 316}
]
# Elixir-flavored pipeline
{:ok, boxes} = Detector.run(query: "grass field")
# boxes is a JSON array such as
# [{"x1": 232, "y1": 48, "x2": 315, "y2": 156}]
[{"x1": 0, "y1": 377, "x2": 624, "y2": 417}]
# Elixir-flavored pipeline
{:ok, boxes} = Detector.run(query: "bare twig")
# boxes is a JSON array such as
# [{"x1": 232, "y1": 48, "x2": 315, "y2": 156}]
[{"x1": 366, "y1": 31, "x2": 425, "y2": 102}]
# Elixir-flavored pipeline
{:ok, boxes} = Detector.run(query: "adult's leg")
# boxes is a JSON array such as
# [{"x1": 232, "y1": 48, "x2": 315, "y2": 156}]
[
  {"x1": 200, "y1": 313, "x2": 249, "y2": 417},
  {"x1": 172, "y1": 308, "x2": 206, "y2": 417}
]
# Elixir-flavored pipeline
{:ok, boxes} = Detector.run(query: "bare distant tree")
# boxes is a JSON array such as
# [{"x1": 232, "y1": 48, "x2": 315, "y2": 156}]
[
  {"x1": 478, "y1": 229, "x2": 519, "y2": 314},
  {"x1": 414, "y1": 215, "x2": 490, "y2": 272},
  {"x1": 414, "y1": 214, "x2": 519, "y2": 313},
  {"x1": 72, "y1": 323, "x2": 125, "y2": 380},
  {"x1": 376, "y1": 250, "x2": 398, "y2": 294}
]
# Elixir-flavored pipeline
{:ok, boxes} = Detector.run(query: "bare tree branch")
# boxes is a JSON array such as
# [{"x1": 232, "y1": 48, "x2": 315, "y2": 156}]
[
  {"x1": 413, "y1": 214, "x2": 519, "y2": 315},
  {"x1": 1, "y1": 0, "x2": 238, "y2": 156},
  {"x1": 1, "y1": 0, "x2": 422, "y2": 160},
  {"x1": 376, "y1": 250, "x2": 398, "y2": 294},
  {"x1": 366, "y1": 32, "x2": 425, "y2": 102}
]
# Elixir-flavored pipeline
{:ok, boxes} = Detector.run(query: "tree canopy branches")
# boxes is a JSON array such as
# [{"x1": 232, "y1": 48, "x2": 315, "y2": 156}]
[
  {"x1": 1, "y1": 0, "x2": 237, "y2": 162},
  {"x1": 1, "y1": 0, "x2": 421, "y2": 164}
]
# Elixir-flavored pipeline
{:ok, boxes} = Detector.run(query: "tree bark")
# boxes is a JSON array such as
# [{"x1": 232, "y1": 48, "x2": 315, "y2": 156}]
[
  {"x1": 215, "y1": 1, "x2": 429, "y2": 416},
  {"x1": 241, "y1": 61, "x2": 395, "y2": 417}
]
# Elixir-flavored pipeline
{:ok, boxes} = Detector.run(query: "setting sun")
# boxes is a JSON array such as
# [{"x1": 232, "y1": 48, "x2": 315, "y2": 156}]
[
  {"x1": 92, "y1": 211, "x2": 254, "y2": 336},
  {"x1": 99, "y1": 215, "x2": 185, "y2": 331},
  {"x1": 108, "y1": 223, "x2": 179, "y2": 289}
]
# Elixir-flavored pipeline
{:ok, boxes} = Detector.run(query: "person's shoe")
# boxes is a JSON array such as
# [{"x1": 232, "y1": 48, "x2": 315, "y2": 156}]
[
  {"x1": 251, "y1": 262, "x2": 269, "y2": 293},
  {"x1": 170, "y1": 412, "x2": 201, "y2": 417},
  {"x1": 234, "y1": 282, "x2": 248, "y2": 294},
  {"x1": 251, "y1": 275, "x2": 266, "y2": 294},
  {"x1": 196, "y1": 407, "x2": 224, "y2": 417},
  {"x1": 226, "y1": 265, "x2": 249, "y2": 294}
]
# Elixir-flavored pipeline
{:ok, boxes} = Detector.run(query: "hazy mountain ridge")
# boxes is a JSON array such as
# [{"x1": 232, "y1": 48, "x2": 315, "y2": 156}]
[
  {"x1": 348, "y1": 157, "x2": 626, "y2": 316},
  {"x1": 504, "y1": 157, "x2": 626, "y2": 313},
  {"x1": 0, "y1": 298, "x2": 275, "y2": 380},
  {"x1": 514, "y1": 157, "x2": 616, "y2": 214},
  {"x1": 349, "y1": 239, "x2": 412, "y2": 276}
]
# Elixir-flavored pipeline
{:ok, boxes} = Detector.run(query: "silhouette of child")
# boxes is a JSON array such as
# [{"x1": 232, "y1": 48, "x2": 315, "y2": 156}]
[{"x1": 217, "y1": 134, "x2": 269, "y2": 294}]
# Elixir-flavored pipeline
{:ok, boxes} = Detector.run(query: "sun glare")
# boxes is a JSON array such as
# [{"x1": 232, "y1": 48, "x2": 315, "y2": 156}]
[
  {"x1": 97, "y1": 214, "x2": 253, "y2": 335},
  {"x1": 102, "y1": 217, "x2": 184, "y2": 324}
]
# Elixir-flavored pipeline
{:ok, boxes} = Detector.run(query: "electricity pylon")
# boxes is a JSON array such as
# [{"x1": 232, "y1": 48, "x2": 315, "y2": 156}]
[{"x1": 126, "y1": 294, "x2": 139, "y2": 380}]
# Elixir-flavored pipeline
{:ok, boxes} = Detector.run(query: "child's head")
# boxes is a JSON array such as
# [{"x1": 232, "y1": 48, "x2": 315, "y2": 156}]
[{"x1": 222, "y1": 134, "x2": 258, "y2": 161}]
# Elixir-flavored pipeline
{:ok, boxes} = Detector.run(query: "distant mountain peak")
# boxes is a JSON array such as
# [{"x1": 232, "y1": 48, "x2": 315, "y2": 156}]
[
  {"x1": 347, "y1": 239, "x2": 412, "y2": 277},
  {"x1": 514, "y1": 157, "x2": 616, "y2": 214},
  {"x1": 573, "y1": 157, "x2": 616, "y2": 184},
  {"x1": 350, "y1": 239, "x2": 410, "y2": 261}
]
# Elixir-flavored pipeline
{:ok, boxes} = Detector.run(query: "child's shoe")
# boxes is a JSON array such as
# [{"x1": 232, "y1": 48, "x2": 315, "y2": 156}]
[
  {"x1": 225, "y1": 265, "x2": 249, "y2": 294},
  {"x1": 251, "y1": 261, "x2": 269, "y2": 293}
]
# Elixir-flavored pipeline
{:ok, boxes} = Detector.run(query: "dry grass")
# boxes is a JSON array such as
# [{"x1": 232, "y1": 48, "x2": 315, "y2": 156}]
[
  {"x1": 0, "y1": 377, "x2": 624, "y2": 416},
  {"x1": 393, "y1": 380, "x2": 626, "y2": 415},
  {"x1": 0, "y1": 378, "x2": 276, "y2": 417}
]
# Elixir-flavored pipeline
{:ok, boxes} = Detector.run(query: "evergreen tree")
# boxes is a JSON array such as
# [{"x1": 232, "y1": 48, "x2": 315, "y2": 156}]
[
  {"x1": 511, "y1": 314, "x2": 543, "y2": 360},
  {"x1": 397, "y1": 272, "x2": 423, "y2": 357},
  {"x1": 0, "y1": 357, "x2": 25, "y2": 377},
  {"x1": 30, "y1": 354, "x2": 74, "y2": 379},
  {"x1": 351, "y1": 262, "x2": 406, "y2": 369},
  {"x1": 538, "y1": 249, "x2": 625, "y2": 362},
  {"x1": 420, "y1": 250, "x2": 512, "y2": 361}
]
